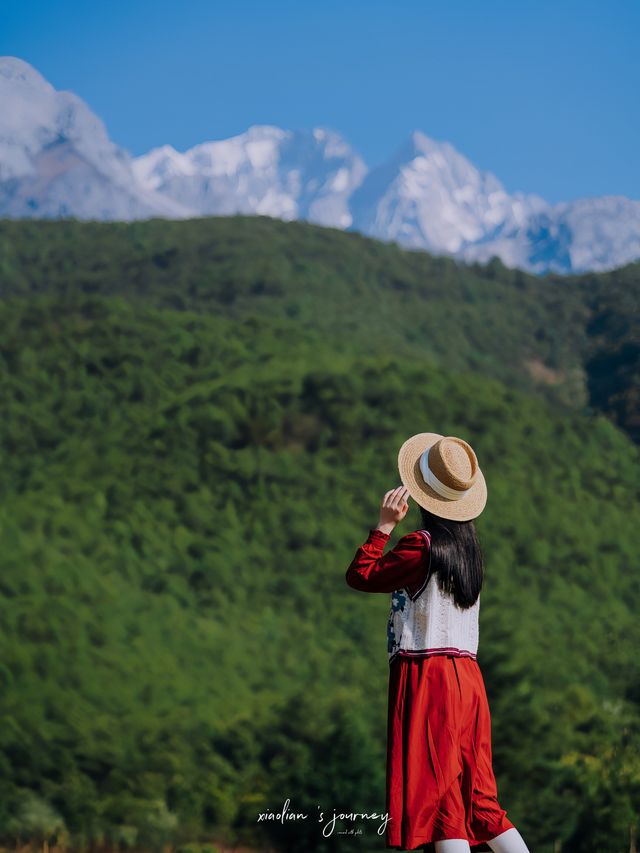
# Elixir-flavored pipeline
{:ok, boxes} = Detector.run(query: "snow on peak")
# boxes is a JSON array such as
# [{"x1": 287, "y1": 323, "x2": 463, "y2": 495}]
[
  {"x1": 348, "y1": 128, "x2": 531, "y2": 253},
  {"x1": 242, "y1": 124, "x2": 288, "y2": 140},
  {"x1": 132, "y1": 124, "x2": 367, "y2": 227},
  {"x1": 132, "y1": 144, "x2": 195, "y2": 189},
  {"x1": 0, "y1": 55, "x2": 54, "y2": 92},
  {"x1": 1, "y1": 58, "x2": 638, "y2": 272},
  {"x1": 0, "y1": 57, "x2": 190, "y2": 219},
  {"x1": 0, "y1": 55, "x2": 130, "y2": 184}
]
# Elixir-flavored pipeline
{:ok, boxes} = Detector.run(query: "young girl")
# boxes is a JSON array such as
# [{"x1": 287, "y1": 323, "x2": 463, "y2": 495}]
[{"x1": 345, "y1": 433, "x2": 531, "y2": 853}]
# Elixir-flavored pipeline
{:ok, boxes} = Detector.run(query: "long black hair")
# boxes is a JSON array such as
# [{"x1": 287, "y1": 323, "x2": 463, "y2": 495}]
[{"x1": 418, "y1": 506, "x2": 484, "y2": 609}]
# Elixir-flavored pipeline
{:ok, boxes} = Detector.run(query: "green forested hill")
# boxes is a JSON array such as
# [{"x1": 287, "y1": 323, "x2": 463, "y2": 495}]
[
  {"x1": 0, "y1": 215, "x2": 638, "y2": 440},
  {"x1": 0, "y1": 218, "x2": 639, "y2": 853}
]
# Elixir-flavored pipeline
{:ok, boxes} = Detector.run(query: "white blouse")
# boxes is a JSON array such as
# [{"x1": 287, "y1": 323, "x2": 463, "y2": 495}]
[{"x1": 387, "y1": 529, "x2": 480, "y2": 664}]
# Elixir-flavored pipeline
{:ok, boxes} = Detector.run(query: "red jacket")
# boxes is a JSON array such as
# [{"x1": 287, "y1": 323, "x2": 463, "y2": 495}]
[{"x1": 345, "y1": 528, "x2": 430, "y2": 598}]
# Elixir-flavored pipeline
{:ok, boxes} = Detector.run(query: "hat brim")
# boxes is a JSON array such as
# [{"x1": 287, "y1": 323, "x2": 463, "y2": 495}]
[{"x1": 397, "y1": 432, "x2": 487, "y2": 521}]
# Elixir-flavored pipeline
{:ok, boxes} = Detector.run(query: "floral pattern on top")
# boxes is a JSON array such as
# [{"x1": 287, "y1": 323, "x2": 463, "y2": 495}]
[{"x1": 387, "y1": 589, "x2": 407, "y2": 656}]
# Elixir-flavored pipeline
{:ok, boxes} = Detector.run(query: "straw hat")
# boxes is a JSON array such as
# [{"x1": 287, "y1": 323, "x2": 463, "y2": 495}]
[{"x1": 397, "y1": 432, "x2": 487, "y2": 521}]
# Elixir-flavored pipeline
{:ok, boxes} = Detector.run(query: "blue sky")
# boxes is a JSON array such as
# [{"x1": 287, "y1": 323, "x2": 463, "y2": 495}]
[{"x1": 2, "y1": 0, "x2": 638, "y2": 203}]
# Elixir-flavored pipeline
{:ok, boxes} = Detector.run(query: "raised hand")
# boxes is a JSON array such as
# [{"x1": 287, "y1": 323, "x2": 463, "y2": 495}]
[{"x1": 377, "y1": 486, "x2": 411, "y2": 535}]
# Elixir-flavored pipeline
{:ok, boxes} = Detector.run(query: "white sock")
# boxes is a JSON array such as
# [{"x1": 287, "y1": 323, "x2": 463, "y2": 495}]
[
  {"x1": 434, "y1": 841, "x2": 471, "y2": 853},
  {"x1": 487, "y1": 827, "x2": 531, "y2": 853}
]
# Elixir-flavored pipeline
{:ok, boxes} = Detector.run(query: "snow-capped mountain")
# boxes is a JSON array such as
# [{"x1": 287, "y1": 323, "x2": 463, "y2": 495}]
[
  {"x1": 346, "y1": 132, "x2": 640, "y2": 274},
  {"x1": 348, "y1": 130, "x2": 549, "y2": 256},
  {"x1": 1, "y1": 55, "x2": 639, "y2": 275},
  {"x1": 133, "y1": 126, "x2": 367, "y2": 229},
  {"x1": 0, "y1": 56, "x2": 189, "y2": 219},
  {"x1": 452, "y1": 195, "x2": 640, "y2": 274}
]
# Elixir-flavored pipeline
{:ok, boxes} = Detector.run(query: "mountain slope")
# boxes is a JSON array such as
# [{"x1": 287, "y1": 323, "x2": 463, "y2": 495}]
[
  {"x1": 133, "y1": 125, "x2": 367, "y2": 228},
  {"x1": 0, "y1": 287, "x2": 638, "y2": 851},
  {"x1": 460, "y1": 193, "x2": 640, "y2": 275},
  {"x1": 348, "y1": 130, "x2": 547, "y2": 254},
  {"x1": 1, "y1": 215, "x2": 638, "y2": 443},
  {"x1": 0, "y1": 56, "x2": 189, "y2": 220}
]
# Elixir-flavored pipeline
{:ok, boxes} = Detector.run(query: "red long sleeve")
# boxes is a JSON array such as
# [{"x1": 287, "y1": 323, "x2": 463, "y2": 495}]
[{"x1": 345, "y1": 528, "x2": 431, "y2": 597}]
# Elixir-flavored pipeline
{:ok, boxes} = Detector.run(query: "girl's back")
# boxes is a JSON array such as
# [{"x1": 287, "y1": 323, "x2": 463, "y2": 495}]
[{"x1": 387, "y1": 527, "x2": 481, "y2": 665}]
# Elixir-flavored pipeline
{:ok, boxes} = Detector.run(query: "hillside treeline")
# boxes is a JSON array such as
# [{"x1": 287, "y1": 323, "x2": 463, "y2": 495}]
[
  {"x1": 0, "y1": 219, "x2": 638, "y2": 852},
  {"x1": 0, "y1": 215, "x2": 638, "y2": 441}
]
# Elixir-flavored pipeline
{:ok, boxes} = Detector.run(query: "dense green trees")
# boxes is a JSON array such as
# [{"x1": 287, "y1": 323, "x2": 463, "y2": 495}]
[
  {"x1": 0, "y1": 215, "x2": 638, "y2": 442},
  {"x1": 0, "y1": 217, "x2": 638, "y2": 851}
]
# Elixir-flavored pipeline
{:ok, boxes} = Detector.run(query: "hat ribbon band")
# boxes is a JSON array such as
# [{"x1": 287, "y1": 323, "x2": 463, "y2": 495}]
[{"x1": 419, "y1": 449, "x2": 470, "y2": 501}]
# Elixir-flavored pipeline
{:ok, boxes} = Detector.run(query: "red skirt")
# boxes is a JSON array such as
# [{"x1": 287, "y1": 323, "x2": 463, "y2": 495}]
[{"x1": 386, "y1": 653, "x2": 515, "y2": 851}]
